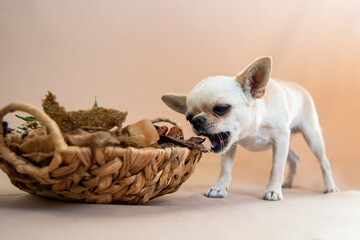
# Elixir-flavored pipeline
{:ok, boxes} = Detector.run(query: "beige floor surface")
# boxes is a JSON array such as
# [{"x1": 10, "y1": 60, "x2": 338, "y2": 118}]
[{"x1": 1, "y1": 156, "x2": 360, "y2": 240}]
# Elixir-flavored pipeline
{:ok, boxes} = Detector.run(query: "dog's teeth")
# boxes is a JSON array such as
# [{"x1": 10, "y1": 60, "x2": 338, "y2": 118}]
[{"x1": 210, "y1": 144, "x2": 214, "y2": 149}]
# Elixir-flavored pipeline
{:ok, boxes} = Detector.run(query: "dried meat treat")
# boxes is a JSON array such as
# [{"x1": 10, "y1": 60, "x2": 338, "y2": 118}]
[
  {"x1": 187, "y1": 137, "x2": 206, "y2": 144},
  {"x1": 120, "y1": 119, "x2": 160, "y2": 147},
  {"x1": 65, "y1": 131, "x2": 120, "y2": 148},
  {"x1": 42, "y1": 92, "x2": 127, "y2": 134},
  {"x1": 157, "y1": 135, "x2": 210, "y2": 153},
  {"x1": 154, "y1": 125, "x2": 169, "y2": 135},
  {"x1": 167, "y1": 126, "x2": 184, "y2": 139},
  {"x1": 7, "y1": 126, "x2": 53, "y2": 153}
]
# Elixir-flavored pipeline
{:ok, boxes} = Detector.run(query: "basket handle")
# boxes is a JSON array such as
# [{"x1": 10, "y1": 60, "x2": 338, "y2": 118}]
[
  {"x1": 151, "y1": 117, "x2": 182, "y2": 130},
  {"x1": 0, "y1": 103, "x2": 67, "y2": 174}
]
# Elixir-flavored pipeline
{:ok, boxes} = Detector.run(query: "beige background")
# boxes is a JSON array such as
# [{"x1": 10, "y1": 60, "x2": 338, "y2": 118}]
[{"x1": 1, "y1": 1, "x2": 360, "y2": 239}]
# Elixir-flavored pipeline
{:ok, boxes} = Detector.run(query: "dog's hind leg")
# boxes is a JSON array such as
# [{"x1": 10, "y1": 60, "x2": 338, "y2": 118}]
[
  {"x1": 282, "y1": 149, "x2": 299, "y2": 188},
  {"x1": 300, "y1": 111, "x2": 339, "y2": 193}
]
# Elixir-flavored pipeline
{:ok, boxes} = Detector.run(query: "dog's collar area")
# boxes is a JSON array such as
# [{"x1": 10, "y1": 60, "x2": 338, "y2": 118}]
[{"x1": 201, "y1": 131, "x2": 230, "y2": 153}]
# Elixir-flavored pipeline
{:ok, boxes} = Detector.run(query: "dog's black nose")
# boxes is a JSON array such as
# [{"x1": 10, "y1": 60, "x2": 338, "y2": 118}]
[{"x1": 192, "y1": 116, "x2": 206, "y2": 130}]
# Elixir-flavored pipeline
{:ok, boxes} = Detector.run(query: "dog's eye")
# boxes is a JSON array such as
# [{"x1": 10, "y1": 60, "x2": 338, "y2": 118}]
[
  {"x1": 186, "y1": 114, "x2": 194, "y2": 122},
  {"x1": 212, "y1": 105, "x2": 231, "y2": 116}
]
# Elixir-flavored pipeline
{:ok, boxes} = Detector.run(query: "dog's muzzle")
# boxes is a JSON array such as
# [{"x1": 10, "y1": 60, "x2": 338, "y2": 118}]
[{"x1": 191, "y1": 116, "x2": 231, "y2": 153}]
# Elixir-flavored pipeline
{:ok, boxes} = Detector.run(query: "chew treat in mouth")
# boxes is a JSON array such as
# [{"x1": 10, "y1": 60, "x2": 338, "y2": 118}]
[
  {"x1": 201, "y1": 131, "x2": 230, "y2": 153},
  {"x1": 154, "y1": 123, "x2": 209, "y2": 152}
]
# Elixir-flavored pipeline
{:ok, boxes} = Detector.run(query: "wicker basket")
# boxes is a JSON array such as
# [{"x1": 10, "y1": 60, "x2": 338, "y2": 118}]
[{"x1": 0, "y1": 103, "x2": 203, "y2": 204}]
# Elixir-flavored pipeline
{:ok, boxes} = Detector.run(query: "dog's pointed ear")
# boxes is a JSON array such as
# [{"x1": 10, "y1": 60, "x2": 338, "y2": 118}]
[
  {"x1": 162, "y1": 93, "x2": 188, "y2": 114},
  {"x1": 236, "y1": 56, "x2": 272, "y2": 99}
]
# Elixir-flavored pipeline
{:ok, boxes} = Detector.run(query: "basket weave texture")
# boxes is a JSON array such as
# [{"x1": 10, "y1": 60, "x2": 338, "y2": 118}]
[{"x1": 0, "y1": 103, "x2": 203, "y2": 204}]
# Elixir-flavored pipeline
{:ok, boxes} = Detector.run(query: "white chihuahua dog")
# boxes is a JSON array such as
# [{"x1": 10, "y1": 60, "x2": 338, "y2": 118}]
[{"x1": 162, "y1": 57, "x2": 339, "y2": 201}]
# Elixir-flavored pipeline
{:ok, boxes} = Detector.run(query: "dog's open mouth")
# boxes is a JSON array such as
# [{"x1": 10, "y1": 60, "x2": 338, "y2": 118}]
[{"x1": 201, "y1": 131, "x2": 231, "y2": 153}]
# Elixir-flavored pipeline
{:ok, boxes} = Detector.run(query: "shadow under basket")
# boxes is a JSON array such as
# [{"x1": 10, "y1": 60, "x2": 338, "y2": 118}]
[{"x1": 0, "y1": 103, "x2": 203, "y2": 204}]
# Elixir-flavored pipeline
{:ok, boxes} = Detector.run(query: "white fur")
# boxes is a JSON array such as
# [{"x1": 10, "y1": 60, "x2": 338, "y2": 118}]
[{"x1": 162, "y1": 57, "x2": 339, "y2": 200}]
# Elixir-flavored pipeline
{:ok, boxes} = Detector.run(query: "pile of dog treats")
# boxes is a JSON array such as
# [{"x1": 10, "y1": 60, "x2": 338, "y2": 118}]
[
  {"x1": 62, "y1": 118, "x2": 209, "y2": 152},
  {"x1": 3, "y1": 92, "x2": 210, "y2": 156}
]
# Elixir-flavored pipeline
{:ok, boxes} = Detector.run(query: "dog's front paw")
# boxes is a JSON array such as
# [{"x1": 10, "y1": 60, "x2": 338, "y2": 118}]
[
  {"x1": 263, "y1": 190, "x2": 283, "y2": 201},
  {"x1": 325, "y1": 186, "x2": 339, "y2": 193},
  {"x1": 205, "y1": 186, "x2": 228, "y2": 198}
]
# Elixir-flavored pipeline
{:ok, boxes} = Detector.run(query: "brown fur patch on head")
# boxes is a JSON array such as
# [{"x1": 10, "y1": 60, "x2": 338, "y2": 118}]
[
  {"x1": 200, "y1": 103, "x2": 226, "y2": 123},
  {"x1": 201, "y1": 103, "x2": 212, "y2": 116}
]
